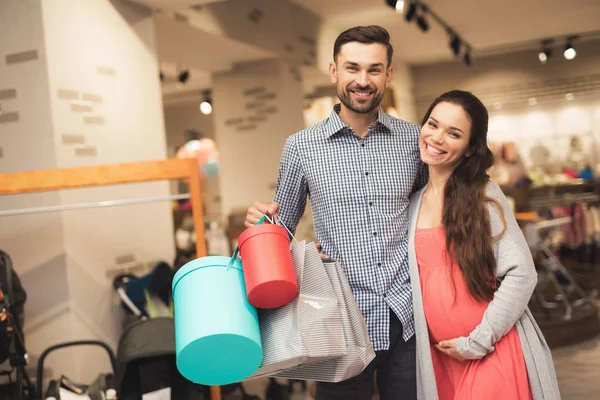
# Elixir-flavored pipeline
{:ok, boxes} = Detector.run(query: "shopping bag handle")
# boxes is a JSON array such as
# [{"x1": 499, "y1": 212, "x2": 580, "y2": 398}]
[
  {"x1": 265, "y1": 212, "x2": 299, "y2": 245},
  {"x1": 227, "y1": 212, "x2": 298, "y2": 270},
  {"x1": 227, "y1": 214, "x2": 267, "y2": 270}
]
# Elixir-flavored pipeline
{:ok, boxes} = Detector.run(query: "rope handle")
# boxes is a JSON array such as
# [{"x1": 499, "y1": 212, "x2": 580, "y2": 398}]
[
  {"x1": 227, "y1": 212, "x2": 297, "y2": 270},
  {"x1": 265, "y1": 212, "x2": 299, "y2": 245}
]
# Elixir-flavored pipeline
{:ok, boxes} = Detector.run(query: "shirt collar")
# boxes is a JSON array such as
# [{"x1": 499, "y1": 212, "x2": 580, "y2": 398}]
[{"x1": 324, "y1": 103, "x2": 394, "y2": 137}]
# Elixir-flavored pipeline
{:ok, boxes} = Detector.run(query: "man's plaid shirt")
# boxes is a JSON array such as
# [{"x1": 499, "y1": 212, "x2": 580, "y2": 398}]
[{"x1": 274, "y1": 104, "x2": 427, "y2": 350}]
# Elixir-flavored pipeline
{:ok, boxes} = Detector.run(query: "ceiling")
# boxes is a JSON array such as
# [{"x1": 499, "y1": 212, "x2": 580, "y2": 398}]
[
  {"x1": 150, "y1": 10, "x2": 276, "y2": 103},
  {"x1": 127, "y1": 0, "x2": 600, "y2": 101},
  {"x1": 159, "y1": 61, "x2": 211, "y2": 97},
  {"x1": 153, "y1": 13, "x2": 274, "y2": 72},
  {"x1": 292, "y1": 0, "x2": 600, "y2": 64}
]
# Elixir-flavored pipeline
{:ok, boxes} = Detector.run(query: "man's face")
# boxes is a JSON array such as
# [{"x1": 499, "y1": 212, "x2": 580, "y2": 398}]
[{"x1": 329, "y1": 42, "x2": 393, "y2": 115}]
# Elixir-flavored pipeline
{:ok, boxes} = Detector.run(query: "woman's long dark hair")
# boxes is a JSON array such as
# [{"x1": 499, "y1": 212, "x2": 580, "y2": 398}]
[{"x1": 421, "y1": 90, "x2": 505, "y2": 302}]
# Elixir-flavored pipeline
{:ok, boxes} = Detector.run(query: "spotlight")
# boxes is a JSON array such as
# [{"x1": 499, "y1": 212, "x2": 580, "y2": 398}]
[
  {"x1": 395, "y1": 0, "x2": 405, "y2": 13},
  {"x1": 564, "y1": 46, "x2": 576, "y2": 60},
  {"x1": 178, "y1": 69, "x2": 190, "y2": 84},
  {"x1": 416, "y1": 14, "x2": 429, "y2": 32},
  {"x1": 464, "y1": 50, "x2": 472, "y2": 66},
  {"x1": 528, "y1": 97, "x2": 537, "y2": 106},
  {"x1": 199, "y1": 91, "x2": 212, "y2": 115},
  {"x1": 200, "y1": 101, "x2": 212, "y2": 115},
  {"x1": 405, "y1": 0, "x2": 417, "y2": 21},
  {"x1": 566, "y1": 93, "x2": 574, "y2": 101},
  {"x1": 385, "y1": 0, "x2": 404, "y2": 13},
  {"x1": 449, "y1": 32, "x2": 461, "y2": 56},
  {"x1": 564, "y1": 44, "x2": 576, "y2": 60},
  {"x1": 564, "y1": 36, "x2": 578, "y2": 60},
  {"x1": 538, "y1": 40, "x2": 552, "y2": 64}
]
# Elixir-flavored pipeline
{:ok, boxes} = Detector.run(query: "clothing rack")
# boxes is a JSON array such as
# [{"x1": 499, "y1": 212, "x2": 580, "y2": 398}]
[
  {"x1": 523, "y1": 216, "x2": 593, "y2": 321},
  {"x1": 0, "y1": 193, "x2": 191, "y2": 217},
  {"x1": 529, "y1": 193, "x2": 600, "y2": 209},
  {"x1": 0, "y1": 158, "x2": 221, "y2": 400}
]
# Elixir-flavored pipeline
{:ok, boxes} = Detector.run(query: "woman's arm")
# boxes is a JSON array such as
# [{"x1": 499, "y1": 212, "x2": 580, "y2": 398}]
[{"x1": 455, "y1": 181, "x2": 538, "y2": 360}]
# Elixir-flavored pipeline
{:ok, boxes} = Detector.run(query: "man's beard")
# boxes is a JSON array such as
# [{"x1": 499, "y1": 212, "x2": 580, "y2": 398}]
[{"x1": 338, "y1": 85, "x2": 383, "y2": 114}]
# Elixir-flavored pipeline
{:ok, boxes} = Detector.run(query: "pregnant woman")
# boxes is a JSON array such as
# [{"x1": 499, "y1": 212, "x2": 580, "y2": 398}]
[{"x1": 407, "y1": 90, "x2": 560, "y2": 400}]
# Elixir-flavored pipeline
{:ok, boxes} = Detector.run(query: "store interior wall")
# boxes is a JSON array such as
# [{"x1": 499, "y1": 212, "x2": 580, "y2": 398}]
[
  {"x1": 412, "y1": 40, "x2": 600, "y2": 175},
  {"x1": 389, "y1": 62, "x2": 418, "y2": 124},
  {"x1": 163, "y1": 102, "x2": 222, "y2": 219},
  {"x1": 0, "y1": 1, "x2": 70, "y2": 382},
  {"x1": 212, "y1": 59, "x2": 305, "y2": 223},
  {"x1": 1, "y1": 0, "x2": 175, "y2": 383},
  {"x1": 412, "y1": 39, "x2": 600, "y2": 117}
]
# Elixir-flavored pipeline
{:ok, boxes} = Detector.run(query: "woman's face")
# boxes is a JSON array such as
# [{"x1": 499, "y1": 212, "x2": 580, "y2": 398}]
[{"x1": 419, "y1": 101, "x2": 473, "y2": 171}]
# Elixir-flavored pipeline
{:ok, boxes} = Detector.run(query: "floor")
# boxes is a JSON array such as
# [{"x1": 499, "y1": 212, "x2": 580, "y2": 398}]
[
  {"x1": 553, "y1": 333, "x2": 600, "y2": 399},
  {"x1": 237, "y1": 333, "x2": 600, "y2": 400}
]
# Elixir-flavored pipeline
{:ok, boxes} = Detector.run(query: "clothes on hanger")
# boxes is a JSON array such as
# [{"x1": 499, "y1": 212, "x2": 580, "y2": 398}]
[{"x1": 536, "y1": 200, "x2": 600, "y2": 268}]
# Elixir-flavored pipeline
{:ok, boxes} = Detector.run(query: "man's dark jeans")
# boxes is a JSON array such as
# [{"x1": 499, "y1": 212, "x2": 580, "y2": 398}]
[{"x1": 315, "y1": 309, "x2": 417, "y2": 400}]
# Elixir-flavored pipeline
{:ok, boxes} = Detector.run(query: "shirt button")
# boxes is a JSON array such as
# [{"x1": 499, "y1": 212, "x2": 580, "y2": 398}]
[
  {"x1": 373, "y1": 232, "x2": 377, "y2": 236},
  {"x1": 365, "y1": 172, "x2": 369, "y2": 176},
  {"x1": 369, "y1": 202, "x2": 373, "y2": 206},
  {"x1": 377, "y1": 262, "x2": 382, "y2": 267},
  {"x1": 361, "y1": 143, "x2": 365, "y2": 148}
]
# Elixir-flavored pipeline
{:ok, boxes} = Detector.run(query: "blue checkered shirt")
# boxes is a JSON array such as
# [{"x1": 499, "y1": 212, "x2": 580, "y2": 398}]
[{"x1": 273, "y1": 104, "x2": 427, "y2": 351}]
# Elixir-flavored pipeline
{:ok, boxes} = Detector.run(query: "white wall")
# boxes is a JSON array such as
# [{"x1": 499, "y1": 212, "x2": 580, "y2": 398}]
[
  {"x1": 0, "y1": 1, "x2": 69, "y2": 379},
  {"x1": 0, "y1": 0, "x2": 64, "y2": 271},
  {"x1": 390, "y1": 62, "x2": 418, "y2": 124},
  {"x1": 164, "y1": 103, "x2": 215, "y2": 158},
  {"x1": 1, "y1": 0, "x2": 175, "y2": 384},
  {"x1": 163, "y1": 102, "x2": 222, "y2": 219},
  {"x1": 212, "y1": 59, "x2": 305, "y2": 220}
]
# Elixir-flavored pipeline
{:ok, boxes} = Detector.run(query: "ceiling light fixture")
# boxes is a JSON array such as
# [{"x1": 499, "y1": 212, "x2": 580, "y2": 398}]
[
  {"x1": 463, "y1": 49, "x2": 472, "y2": 66},
  {"x1": 395, "y1": 0, "x2": 405, "y2": 13},
  {"x1": 178, "y1": 69, "x2": 190, "y2": 84},
  {"x1": 386, "y1": 0, "x2": 405, "y2": 14},
  {"x1": 448, "y1": 31, "x2": 461, "y2": 56},
  {"x1": 396, "y1": 1, "x2": 473, "y2": 65},
  {"x1": 199, "y1": 91, "x2": 212, "y2": 115},
  {"x1": 404, "y1": 0, "x2": 417, "y2": 21},
  {"x1": 538, "y1": 39, "x2": 553, "y2": 64},
  {"x1": 564, "y1": 36, "x2": 577, "y2": 60},
  {"x1": 416, "y1": 13, "x2": 429, "y2": 32}
]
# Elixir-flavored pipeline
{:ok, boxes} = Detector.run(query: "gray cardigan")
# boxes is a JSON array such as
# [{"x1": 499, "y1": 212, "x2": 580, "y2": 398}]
[{"x1": 408, "y1": 181, "x2": 561, "y2": 400}]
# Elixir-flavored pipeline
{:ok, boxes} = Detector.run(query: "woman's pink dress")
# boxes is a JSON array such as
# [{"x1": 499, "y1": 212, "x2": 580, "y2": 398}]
[{"x1": 415, "y1": 226, "x2": 532, "y2": 400}]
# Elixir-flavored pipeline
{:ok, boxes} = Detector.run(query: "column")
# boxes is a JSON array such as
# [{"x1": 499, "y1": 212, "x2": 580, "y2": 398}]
[{"x1": 0, "y1": 0, "x2": 174, "y2": 383}]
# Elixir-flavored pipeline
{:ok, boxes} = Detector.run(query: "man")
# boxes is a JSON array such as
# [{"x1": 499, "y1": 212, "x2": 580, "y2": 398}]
[{"x1": 245, "y1": 25, "x2": 427, "y2": 400}]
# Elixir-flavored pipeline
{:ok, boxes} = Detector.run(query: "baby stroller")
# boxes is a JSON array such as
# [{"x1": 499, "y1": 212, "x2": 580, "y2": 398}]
[
  {"x1": 113, "y1": 263, "x2": 260, "y2": 400},
  {"x1": 113, "y1": 265, "x2": 210, "y2": 399},
  {"x1": 0, "y1": 250, "x2": 33, "y2": 400},
  {"x1": 114, "y1": 317, "x2": 209, "y2": 399},
  {"x1": 36, "y1": 340, "x2": 117, "y2": 400}
]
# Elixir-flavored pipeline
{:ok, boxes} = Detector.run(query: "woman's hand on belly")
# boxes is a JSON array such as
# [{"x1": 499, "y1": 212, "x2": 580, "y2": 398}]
[{"x1": 435, "y1": 338, "x2": 466, "y2": 361}]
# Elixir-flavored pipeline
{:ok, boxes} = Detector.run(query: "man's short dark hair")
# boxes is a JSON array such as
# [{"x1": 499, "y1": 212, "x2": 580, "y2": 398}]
[{"x1": 333, "y1": 25, "x2": 393, "y2": 67}]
